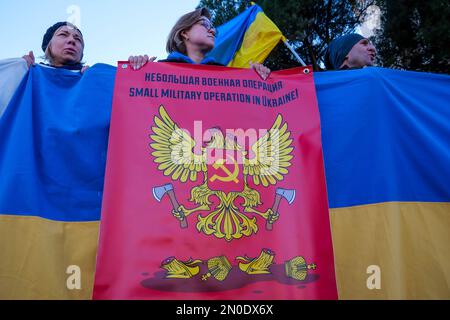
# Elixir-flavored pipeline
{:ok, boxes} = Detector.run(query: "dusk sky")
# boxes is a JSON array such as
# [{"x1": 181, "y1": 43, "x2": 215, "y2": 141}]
[{"x1": 0, "y1": 0, "x2": 200, "y2": 66}]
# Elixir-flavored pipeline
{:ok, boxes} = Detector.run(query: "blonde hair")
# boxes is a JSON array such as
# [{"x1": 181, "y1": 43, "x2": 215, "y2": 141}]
[{"x1": 166, "y1": 7, "x2": 212, "y2": 54}]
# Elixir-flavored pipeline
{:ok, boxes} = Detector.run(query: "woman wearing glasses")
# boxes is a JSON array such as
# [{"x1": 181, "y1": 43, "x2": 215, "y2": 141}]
[{"x1": 128, "y1": 8, "x2": 270, "y2": 79}]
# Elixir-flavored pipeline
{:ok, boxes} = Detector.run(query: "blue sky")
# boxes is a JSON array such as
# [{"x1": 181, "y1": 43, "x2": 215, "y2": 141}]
[{"x1": 0, "y1": 0, "x2": 200, "y2": 66}]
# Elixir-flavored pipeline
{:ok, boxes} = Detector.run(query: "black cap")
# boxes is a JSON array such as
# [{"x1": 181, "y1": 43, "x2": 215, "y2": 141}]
[
  {"x1": 41, "y1": 22, "x2": 83, "y2": 52},
  {"x1": 325, "y1": 33, "x2": 365, "y2": 70}
]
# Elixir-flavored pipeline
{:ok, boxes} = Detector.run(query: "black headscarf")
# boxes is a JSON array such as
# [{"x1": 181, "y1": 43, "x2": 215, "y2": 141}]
[
  {"x1": 41, "y1": 22, "x2": 83, "y2": 52},
  {"x1": 41, "y1": 22, "x2": 84, "y2": 69},
  {"x1": 325, "y1": 33, "x2": 365, "y2": 70}
]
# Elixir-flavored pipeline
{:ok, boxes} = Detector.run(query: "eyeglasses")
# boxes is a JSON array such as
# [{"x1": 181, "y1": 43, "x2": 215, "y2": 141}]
[{"x1": 197, "y1": 19, "x2": 218, "y2": 36}]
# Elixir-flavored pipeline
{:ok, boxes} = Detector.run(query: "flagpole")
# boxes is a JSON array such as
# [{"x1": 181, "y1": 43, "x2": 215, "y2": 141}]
[{"x1": 283, "y1": 39, "x2": 307, "y2": 67}]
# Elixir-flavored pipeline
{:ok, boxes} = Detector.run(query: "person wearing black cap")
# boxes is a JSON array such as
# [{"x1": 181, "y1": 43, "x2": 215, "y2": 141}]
[
  {"x1": 22, "y1": 21, "x2": 88, "y2": 72},
  {"x1": 324, "y1": 33, "x2": 376, "y2": 70}
]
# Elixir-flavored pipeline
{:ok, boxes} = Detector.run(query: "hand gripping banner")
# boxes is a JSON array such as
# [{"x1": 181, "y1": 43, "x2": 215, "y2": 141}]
[{"x1": 93, "y1": 62, "x2": 337, "y2": 299}]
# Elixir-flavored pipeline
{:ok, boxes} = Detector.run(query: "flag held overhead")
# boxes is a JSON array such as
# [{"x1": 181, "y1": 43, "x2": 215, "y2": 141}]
[{"x1": 207, "y1": 3, "x2": 286, "y2": 68}]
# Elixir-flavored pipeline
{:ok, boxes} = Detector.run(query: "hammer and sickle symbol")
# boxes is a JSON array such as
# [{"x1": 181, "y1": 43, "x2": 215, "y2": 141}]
[{"x1": 210, "y1": 154, "x2": 240, "y2": 184}]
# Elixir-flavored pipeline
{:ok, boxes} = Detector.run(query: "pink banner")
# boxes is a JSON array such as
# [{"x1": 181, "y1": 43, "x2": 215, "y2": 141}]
[{"x1": 93, "y1": 62, "x2": 337, "y2": 299}]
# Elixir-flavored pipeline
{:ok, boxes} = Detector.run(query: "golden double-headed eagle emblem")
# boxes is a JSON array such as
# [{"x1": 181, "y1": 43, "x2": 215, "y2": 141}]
[{"x1": 151, "y1": 106, "x2": 296, "y2": 242}]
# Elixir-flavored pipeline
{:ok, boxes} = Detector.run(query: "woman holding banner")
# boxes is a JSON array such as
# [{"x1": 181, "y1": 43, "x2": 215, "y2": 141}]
[{"x1": 128, "y1": 8, "x2": 271, "y2": 80}]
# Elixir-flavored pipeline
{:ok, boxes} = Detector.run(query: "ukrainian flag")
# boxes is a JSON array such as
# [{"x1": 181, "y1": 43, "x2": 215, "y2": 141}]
[
  {"x1": 207, "y1": 3, "x2": 285, "y2": 68},
  {"x1": 0, "y1": 63, "x2": 115, "y2": 299},
  {"x1": 0, "y1": 58, "x2": 28, "y2": 118},
  {"x1": 1, "y1": 61, "x2": 448, "y2": 300},
  {"x1": 315, "y1": 67, "x2": 450, "y2": 299}
]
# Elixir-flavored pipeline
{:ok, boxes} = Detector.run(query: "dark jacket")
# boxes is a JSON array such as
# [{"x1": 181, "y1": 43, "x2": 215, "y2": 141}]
[
  {"x1": 40, "y1": 62, "x2": 84, "y2": 71},
  {"x1": 159, "y1": 51, "x2": 224, "y2": 66}
]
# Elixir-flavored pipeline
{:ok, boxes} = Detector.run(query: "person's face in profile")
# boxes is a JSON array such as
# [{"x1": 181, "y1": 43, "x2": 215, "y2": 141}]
[
  {"x1": 345, "y1": 38, "x2": 376, "y2": 68},
  {"x1": 182, "y1": 17, "x2": 216, "y2": 52},
  {"x1": 47, "y1": 25, "x2": 84, "y2": 66}
]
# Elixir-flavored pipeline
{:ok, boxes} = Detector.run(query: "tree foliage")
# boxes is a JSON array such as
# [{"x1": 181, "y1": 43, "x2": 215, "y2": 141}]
[
  {"x1": 198, "y1": 0, "x2": 374, "y2": 71},
  {"x1": 373, "y1": 0, "x2": 450, "y2": 74},
  {"x1": 198, "y1": 0, "x2": 449, "y2": 74}
]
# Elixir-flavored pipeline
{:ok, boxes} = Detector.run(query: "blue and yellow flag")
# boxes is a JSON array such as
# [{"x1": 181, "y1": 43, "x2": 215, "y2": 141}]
[
  {"x1": 0, "y1": 64, "x2": 115, "y2": 299},
  {"x1": 315, "y1": 67, "x2": 450, "y2": 299},
  {"x1": 0, "y1": 58, "x2": 28, "y2": 118},
  {"x1": 207, "y1": 3, "x2": 285, "y2": 68},
  {"x1": 1, "y1": 61, "x2": 449, "y2": 300}
]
